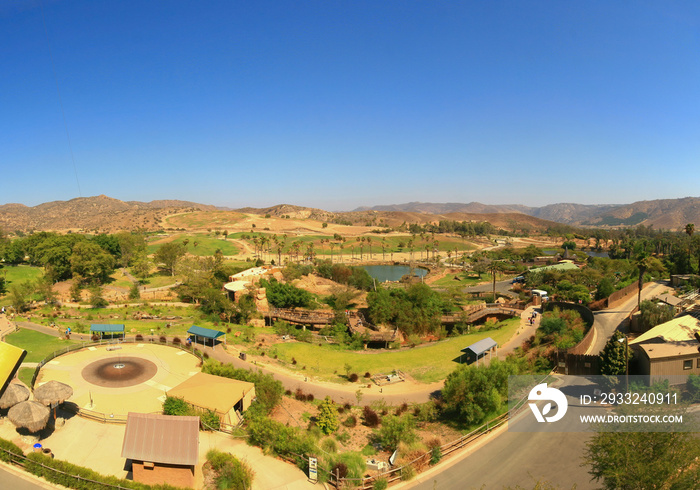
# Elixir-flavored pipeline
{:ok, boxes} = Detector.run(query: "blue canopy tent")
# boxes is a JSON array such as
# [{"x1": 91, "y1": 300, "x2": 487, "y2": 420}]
[
  {"x1": 90, "y1": 324, "x2": 125, "y2": 340},
  {"x1": 187, "y1": 325, "x2": 225, "y2": 348},
  {"x1": 461, "y1": 337, "x2": 497, "y2": 365}
]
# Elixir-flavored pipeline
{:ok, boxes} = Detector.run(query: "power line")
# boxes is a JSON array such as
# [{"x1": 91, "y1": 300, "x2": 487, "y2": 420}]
[{"x1": 39, "y1": 0, "x2": 82, "y2": 197}]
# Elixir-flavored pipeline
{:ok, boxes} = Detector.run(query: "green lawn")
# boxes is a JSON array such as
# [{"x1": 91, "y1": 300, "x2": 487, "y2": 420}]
[
  {"x1": 17, "y1": 367, "x2": 34, "y2": 387},
  {"x1": 0, "y1": 265, "x2": 44, "y2": 287},
  {"x1": 270, "y1": 318, "x2": 520, "y2": 383},
  {"x1": 4, "y1": 329, "x2": 80, "y2": 363}
]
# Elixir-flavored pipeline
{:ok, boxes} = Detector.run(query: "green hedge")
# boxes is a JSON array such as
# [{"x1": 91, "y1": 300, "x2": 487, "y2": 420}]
[{"x1": 0, "y1": 438, "x2": 24, "y2": 464}]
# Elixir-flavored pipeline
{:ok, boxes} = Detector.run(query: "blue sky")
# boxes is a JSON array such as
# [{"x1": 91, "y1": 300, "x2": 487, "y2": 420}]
[{"x1": 2, "y1": 1, "x2": 699, "y2": 210}]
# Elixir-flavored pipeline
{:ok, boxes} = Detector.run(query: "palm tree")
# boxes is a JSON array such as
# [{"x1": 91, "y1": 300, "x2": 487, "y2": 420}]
[
  {"x1": 686, "y1": 223, "x2": 695, "y2": 273},
  {"x1": 635, "y1": 253, "x2": 664, "y2": 309}
]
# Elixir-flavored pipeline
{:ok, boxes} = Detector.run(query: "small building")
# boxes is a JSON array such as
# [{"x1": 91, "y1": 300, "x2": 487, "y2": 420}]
[
  {"x1": 167, "y1": 372, "x2": 256, "y2": 427},
  {"x1": 90, "y1": 324, "x2": 125, "y2": 340},
  {"x1": 121, "y1": 412, "x2": 199, "y2": 488},
  {"x1": 461, "y1": 337, "x2": 498, "y2": 365},
  {"x1": 656, "y1": 294, "x2": 684, "y2": 315},
  {"x1": 187, "y1": 325, "x2": 225, "y2": 348},
  {"x1": 631, "y1": 315, "x2": 700, "y2": 384}
]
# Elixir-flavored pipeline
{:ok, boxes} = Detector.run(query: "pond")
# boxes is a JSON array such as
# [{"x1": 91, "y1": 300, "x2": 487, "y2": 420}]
[{"x1": 361, "y1": 264, "x2": 428, "y2": 283}]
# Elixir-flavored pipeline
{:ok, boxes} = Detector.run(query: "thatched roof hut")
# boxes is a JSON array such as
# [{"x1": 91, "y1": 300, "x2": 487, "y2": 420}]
[
  {"x1": 34, "y1": 380, "x2": 73, "y2": 406},
  {"x1": 0, "y1": 383, "x2": 30, "y2": 409},
  {"x1": 8, "y1": 400, "x2": 50, "y2": 433}
]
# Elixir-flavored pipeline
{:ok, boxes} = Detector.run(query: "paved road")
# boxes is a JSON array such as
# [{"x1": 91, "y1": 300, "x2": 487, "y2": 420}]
[
  {"x1": 0, "y1": 465, "x2": 53, "y2": 490},
  {"x1": 589, "y1": 281, "x2": 671, "y2": 354}
]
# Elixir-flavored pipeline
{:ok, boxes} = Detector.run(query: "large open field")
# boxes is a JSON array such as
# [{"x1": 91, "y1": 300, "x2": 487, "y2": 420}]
[
  {"x1": 147, "y1": 233, "x2": 240, "y2": 256},
  {"x1": 270, "y1": 318, "x2": 520, "y2": 383}
]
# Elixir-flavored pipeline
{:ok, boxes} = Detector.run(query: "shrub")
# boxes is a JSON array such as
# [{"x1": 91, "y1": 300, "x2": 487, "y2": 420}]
[
  {"x1": 317, "y1": 397, "x2": 339, "y2": 435},
  {"x1": 377, "y1": 414, "x2": 417, "y2": 449},
  {"x1": 362, "y1": 406, "x2": 380, "y2": 428},
  {"x1": 349, "y1": 373, "x2": 359, "y2": 383},
  {"x1": 429, "y1": 445, "x2": 442, "y2": 465},
  {"x1": 321, "y1": 438, "x2": 338, "y2": 453},
  {"x1": 373, "y1": 478, "x2": 388, "y2": 490},
  {"x1": 163, "y1": 397, "x2": 191, "y2": 416},
  {"x1": 159, "y1": 336, "x2": 167, "y2": 343},
  {"x1": 306, "y1": 393, "x2": 314, "y2": 402},
  {"x1": 343, "y1": 415, "x2": 357, "y2": 428},
  {"x1": 172, "y1": 337, "x2": 181, "y2": 344},
  {"x1": 135, "y1": 334, "x2": 143, "y2": 341},
  {"x1": 201, "y1": 410, "x2": 221, "y2": 431},
  {"x1": 0, "y1": 437, "x2": 24, "y2": 464},
  {"x1": 206, "y1": 449, "x2": 255, "y2": 490},
  {"x1": 364, "y1": 372, "x2": 371, "y2": 378},
  {"x1": 331, "y1": 462, "x2": 348, "y2": 479},
  {"x1": 335, "y1": 431, "x2": 351, "y2": 444},
  {"x1": 401, "y1": 464, "x2": 416, "y2": 481},
  {"x1": 295, "y1": 388, "x2": 305, "y2": 401}
]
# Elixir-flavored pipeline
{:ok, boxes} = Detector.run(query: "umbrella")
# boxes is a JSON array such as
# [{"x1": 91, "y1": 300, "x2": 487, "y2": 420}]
[
  {"x1": 8, "y1": 401, "x2": 50, "y2": 433},
  {"x1": 33, "y1": 380, "x2": 73, "y2": 406},
  {"x1": 0, "y1": 383, "x2": 30, "y2": 409}
]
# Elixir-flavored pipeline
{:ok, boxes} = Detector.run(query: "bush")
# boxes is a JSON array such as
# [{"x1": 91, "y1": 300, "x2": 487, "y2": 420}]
[
  {"x1": 377, "y1": 414, "x2": 417, "y2": 449},
  {"x1": 401, "y1": 464, "x2": 416, "y2": 481},
  {"x1": 163, "y1": 397, "x2": 191, "y2": 416},
  {"x1": 331, "y1": 462, "x2": 348, "y2": 479},
  {"x1": 364, "y1": 372, "x2": 371, "y2": 378},
  {"x1": 429, "y1": 446, "x2": 442, "y2": 465},
  {"x1": 201, "y1": 410, "x2": 221, "y2": 431},
  {"x1": 321, "y1": 438, "x2": 338, "y2": 454},
  {"x1": 343, "y1": 415, "x2": 357, "y2": 428},
  {"x1": 362, "y1": 406, "x2": 380, "y2": 428},
  {"x1": 0, "y1": 437, "x2": 24, "y2": 464},
  {"x1": 373, "y1": 478, "x2": 388, "y2": 490},
  {"x1": 135, "y1": 334, "x2": 143, "y2": 341},
  {"x1": 202, "y1": 360, "x2": 284, "y2": 413},
  {"x1": 206, "y1": 449, "x2": 255, "y2": 490},
  {"x1": 172, "y1": 337, "x2": 181, "y2": 344},
  {"x1": 159, "y1": 335, "x2": 167, "y2": 343},
  {"x1": 348, "y1": 373, "x2": 359, "y2": 382}
]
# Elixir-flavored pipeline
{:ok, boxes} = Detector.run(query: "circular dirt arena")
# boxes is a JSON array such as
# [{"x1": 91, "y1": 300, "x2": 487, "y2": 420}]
[
  {"x1": 81, "y1": 357, "x2": 158, "y2": 388},
  {"x1": 35, "y1": 343, "x2": 200, "y2": 415}
]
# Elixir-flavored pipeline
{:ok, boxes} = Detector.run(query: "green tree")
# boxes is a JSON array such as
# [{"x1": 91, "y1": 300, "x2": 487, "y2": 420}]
[
  {"x1": 88, "y1": 285, "x2": 108, "y2": 308},
  {"x1": 316, "y1": 396, "x2": 340, "y2": 435},
  {"x1": 599, "y1": 330, "x2": 627, "y2": 376},
  {"x1": 639, "y1": 300, "x2": 674, "y2": 330},
  {"x1": 70, "y1": 241, "x2": 116, "y2": 284},
  {"x1": 442, "y1": 359, "x2": 518, "y2": 426},
  {"x1": 594, "y1": 277, "x2": 615, "y2": 301},
  {"x1": 9, "y1": 281, "x2": 34, "y2": 312},
  {"x1": 154, "y1": 241, "x2": 187, "y2": 276},
  {"x1": 635, "y1": 254, "x2": 665, "y2": 309},
  {"x1": 163, "y1": 396, "x2": 192, "y2": 416},
  {"x1": 584, "y1": 430, "x2": 700, "y2": 489},
  {"x1": 377, "y1": 413, "x2": 417, "y2": 449}
]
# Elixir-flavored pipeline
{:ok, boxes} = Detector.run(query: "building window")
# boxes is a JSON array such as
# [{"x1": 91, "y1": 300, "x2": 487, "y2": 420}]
[
  {"x1": 697, "y1": 358, "x2": 700, "y2": 369},
  {"x1": 684, "y1": 360, "x2": 693, "y2": 370}
]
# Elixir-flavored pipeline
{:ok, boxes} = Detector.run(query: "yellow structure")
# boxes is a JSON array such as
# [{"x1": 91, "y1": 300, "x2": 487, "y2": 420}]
[
  {"x1": 0, "y1": 342, "x2": 26, "y2": 396},
  {"x1": 166, "y1": 372, "x2": 255, "y2": 427}
]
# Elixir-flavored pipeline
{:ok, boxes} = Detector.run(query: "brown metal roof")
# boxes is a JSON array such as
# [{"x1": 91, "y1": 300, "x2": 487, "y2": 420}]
[{"x1": 121, "y1": 412, "x2": 199, "y2": 466}]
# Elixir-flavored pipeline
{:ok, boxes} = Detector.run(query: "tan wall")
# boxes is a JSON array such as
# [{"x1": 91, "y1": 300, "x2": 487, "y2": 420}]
[
  {"x1": 132, "y1": 461, "x2": 194, "y2": 488},
  {"x1": 650, "y1": 354, "x2": 700, "y2": 378},
  {"x1": 608, "y1": 282, "x2": 640, "y2": 308}
]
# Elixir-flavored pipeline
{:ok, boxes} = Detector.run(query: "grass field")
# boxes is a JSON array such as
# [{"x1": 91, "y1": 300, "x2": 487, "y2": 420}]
[
  {"x1": 163, "y1": 211, "x2": 246, "y2": 229},
  {"x1": 271, "y1": 318, "x2": 520, "y2": 383},
  {"x1": 147, "y1": 234, "x2": 240, "y2": 256},
  {"x1": 17, "y1": 367, "x2": 34, "y2": 387},
  {"x1": 4, "y1": 329, "x2": 80, "y2": 363},
  {"x1": 0, "y1": 265, "x2": 44, "y2": 286}
]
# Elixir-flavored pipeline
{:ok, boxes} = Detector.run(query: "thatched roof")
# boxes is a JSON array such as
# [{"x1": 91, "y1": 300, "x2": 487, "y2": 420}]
[
  {"x1": 0, "y1": 383, "x2": 30, "y2": 409},
  {"x1": 8, "y1": 400, "x2": 50, "y2": 433},
  {"x1": 34, "y1": 380, "x2": 73, "y2": 406}
]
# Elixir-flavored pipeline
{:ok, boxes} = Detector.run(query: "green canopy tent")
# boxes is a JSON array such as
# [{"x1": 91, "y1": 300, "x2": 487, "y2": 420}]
[
  {"x1": 90, "y1": 324, "x2": 125, "y2": 340},
  {"x1": 187, "y1": 325, "x2": 225, "y2": 349}
]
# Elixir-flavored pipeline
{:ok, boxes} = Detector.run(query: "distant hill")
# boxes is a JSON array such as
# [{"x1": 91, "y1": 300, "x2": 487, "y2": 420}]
[
  {"x1": 0, "y1": 195, "x2": 215, "y2": 233},
  {"x1": 3, "y1": 195, "x2": 700, "y2": 235},
  {"x1": 356, "y1": 198, "x2": 700, "y2": 231}
]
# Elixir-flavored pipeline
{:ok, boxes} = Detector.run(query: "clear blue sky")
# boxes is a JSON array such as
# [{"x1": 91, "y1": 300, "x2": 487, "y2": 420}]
[{"x1": 2, "y1": 1, "x2": 699, "y2": 210}]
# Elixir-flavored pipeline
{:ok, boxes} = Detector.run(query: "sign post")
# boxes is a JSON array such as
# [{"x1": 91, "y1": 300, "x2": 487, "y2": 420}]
[{"x1": 309, "y1": 456, "x2": 318, "y2": 483}]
